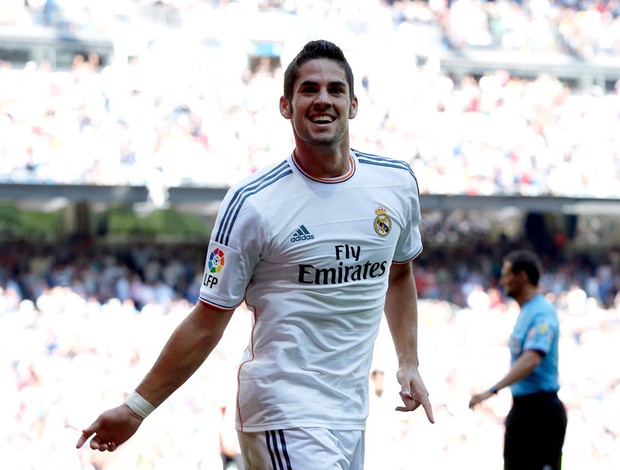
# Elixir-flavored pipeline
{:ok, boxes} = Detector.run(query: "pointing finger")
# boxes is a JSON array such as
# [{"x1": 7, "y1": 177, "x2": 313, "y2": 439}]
[
  {"x1": 420, "y1": 395, "x2": 435, "y2": 423},
  {"x1": 76, "y1": 428, "x2": 94, "y2": 449}
]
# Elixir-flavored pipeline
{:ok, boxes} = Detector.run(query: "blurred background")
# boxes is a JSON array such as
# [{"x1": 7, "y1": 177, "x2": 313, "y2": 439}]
[{"x1": 0, "y1": 0, "x2": 618, "y2": 469}]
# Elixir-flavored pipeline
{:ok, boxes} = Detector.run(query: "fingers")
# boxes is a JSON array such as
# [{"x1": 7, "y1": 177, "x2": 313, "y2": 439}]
[
  {"x1": 469, "y1": 392, "x2": 488, "y2": 410},
  {"x1": 395, "y1": 391, "x2": 435, "y2": 423},
  {"x1": 90, "y1": 439, "x2": 117, "y2": 452},
  {"x1": 420, "y1": 396, "x2": 435, "y2": 423},
  {"x1": 76, "y1": 424, "x2": 117, "y2": 452},
  {"x1": 397, "y1": 390, "x2": 416, "y2": 411},
  {"x1": 86, "y1": 436, "x2": 118, "y2": 452},
  {"x1": 76, "y1": 427, "x2": 94, "y2": 449}
]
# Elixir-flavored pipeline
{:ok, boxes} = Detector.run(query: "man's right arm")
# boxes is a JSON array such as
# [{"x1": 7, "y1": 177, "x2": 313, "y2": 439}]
[
  {"x1": 76, "y1": 300, "x2": 235, "y2": 451},
  {"x1": 135, "y1": 300, "x2": 235, "y2": 406}
]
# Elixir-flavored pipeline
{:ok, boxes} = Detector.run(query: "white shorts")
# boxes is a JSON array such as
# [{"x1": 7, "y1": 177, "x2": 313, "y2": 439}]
[{"x1": 237, "y1": 427, "x2": 365, "y2": 470}]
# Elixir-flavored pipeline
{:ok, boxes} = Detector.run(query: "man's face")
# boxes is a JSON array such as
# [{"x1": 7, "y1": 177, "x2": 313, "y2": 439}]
[
  {"x1": 280, "y1": 58, "x2": 357, "y2": 149},
  {"x1": 500, "y1": 260, "x2": 522, "y2": 299}
]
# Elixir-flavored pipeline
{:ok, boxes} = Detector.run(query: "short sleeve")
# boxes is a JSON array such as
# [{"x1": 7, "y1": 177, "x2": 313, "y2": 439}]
[
  {"x1": 199, "y1": 192, "x2": 264, "y2": 309},
  {"x1": 523, "y1": 316, "x2": 557, "y2": 355},
  {"x1": 393, "y1": 174, "x2": 423, "y2": 263}
]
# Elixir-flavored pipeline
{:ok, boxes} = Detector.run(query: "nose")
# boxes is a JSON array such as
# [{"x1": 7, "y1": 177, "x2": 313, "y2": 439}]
[{"x1": 314, "y1": 87, "x2": 331, "y2": 106}]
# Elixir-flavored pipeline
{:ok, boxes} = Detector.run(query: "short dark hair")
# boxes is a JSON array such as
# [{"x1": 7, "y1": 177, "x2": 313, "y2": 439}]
[
  {"x1": 504, "y1": 249, "x2": 543, "y2": 286},
  {"x1": 283, "y1": 39, "x2": 355, "y2": 102}
]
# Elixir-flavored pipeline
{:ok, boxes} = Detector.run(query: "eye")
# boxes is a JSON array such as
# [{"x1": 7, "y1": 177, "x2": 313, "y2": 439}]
[
  {"x1": 329, "y1": 85, "x2": 346, "y2": 95},
  {"x1": 298, "y1": 83, "x2": 319, "y2": 94}
]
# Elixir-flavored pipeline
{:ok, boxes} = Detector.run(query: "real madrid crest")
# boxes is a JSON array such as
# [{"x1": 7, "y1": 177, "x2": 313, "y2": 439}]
[{"x1": 374, "y1": 207, "x2": 392, "y2": 237}]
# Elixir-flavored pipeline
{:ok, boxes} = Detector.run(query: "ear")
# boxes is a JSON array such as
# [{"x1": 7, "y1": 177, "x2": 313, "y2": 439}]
[
  {"x1": 516, "y1": 270, "x2": 529, "y2": 284},
  {"x1": 348, "y1": 96, "x2": 358, "y2": 119},
  {"x1": 279, "y1": 96, "x2": 292, "y2": 119}
]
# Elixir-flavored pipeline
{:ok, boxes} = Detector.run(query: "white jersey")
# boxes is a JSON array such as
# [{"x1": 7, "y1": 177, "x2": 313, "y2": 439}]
[{"x1": 199, "y1": 149, "x2": 423, "y2": 432}]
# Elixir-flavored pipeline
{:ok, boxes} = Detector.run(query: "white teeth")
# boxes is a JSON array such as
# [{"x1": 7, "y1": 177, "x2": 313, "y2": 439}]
[{"x1": 312, "y1": 116, "x2": 332, "y2": 123}]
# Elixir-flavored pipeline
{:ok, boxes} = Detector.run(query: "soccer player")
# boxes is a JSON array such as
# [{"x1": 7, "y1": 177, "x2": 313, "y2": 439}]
[
  {"x1": 469, "y1": 249, "x2": 567, "y2": 470},
  {"x1": 76, "y1": 39, "x2": 434, "y2": 469}
]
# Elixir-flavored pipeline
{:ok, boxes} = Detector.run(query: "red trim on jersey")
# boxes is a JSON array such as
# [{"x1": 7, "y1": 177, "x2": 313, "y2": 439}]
[
  {"x1": 292, "y1": 151, "x2": 355, "y2": 183},
  {"x1": 236, "y1": 301, "x2": 259, "y2": 432},
  {"x1": 198, "y1": 297, "x2": 238, "y2": 311}
]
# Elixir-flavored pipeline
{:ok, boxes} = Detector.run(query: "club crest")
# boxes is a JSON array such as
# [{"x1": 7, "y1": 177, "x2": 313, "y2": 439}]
[{"x1": 373, "y1": 207, "x2": 391, "y2": 237}]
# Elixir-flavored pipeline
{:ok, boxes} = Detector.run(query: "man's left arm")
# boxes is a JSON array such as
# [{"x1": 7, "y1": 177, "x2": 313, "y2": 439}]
[
  {"x1": 384, "y1": 261, "x2": 434, "y2": 423},
  {"x1": 468, "y1": 350, "x2": 542, "y2": 409}
]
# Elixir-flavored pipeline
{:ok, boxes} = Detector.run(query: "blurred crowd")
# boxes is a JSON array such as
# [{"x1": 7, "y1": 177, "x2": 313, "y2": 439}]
[
  {"x1": 2, "y1": 1, "x2": 620, "y2": 469},
  {"x1": 1, "y1": 234, "x2": 619, "y2": 311},
  {"x1": 1, "y1": 238, "x2": 619, "y2": 469},
  {"x1": 3, "y1": 0, "x2": 620, "y2": 59},
  {"x1": 0, "y1": 0, "x2": 618, "y2": 197}
]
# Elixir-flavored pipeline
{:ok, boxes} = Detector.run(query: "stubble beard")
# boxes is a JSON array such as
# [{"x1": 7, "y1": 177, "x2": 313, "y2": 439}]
[
  {"x1": 291, "y1": 104, "x2": 348, "y2": 149},
  {"x1": 297, "y1": 120, "x2": 347, "y2": 149}
]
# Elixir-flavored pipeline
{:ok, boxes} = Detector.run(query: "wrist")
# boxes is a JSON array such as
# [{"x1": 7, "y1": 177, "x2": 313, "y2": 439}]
[
  {"x1": 489, "y1": 385, "x2": 499, "y2": 395},
  {"x1": 124, "y1": 391, "x2": 156, "y2": 419}
]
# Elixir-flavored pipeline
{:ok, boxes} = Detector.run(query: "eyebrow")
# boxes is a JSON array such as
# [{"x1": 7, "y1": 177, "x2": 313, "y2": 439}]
[{"x1": 298, "y1": 79, "x2": 347, "y2": 89}]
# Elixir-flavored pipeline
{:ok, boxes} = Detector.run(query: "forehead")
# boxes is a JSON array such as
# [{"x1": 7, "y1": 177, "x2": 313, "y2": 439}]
[
  {"x1": 501, "y1": 260, "x2": 513, "y2": 273},
  {"x1": 295, "y1": 58, "x2": 348, "y2": 87}
]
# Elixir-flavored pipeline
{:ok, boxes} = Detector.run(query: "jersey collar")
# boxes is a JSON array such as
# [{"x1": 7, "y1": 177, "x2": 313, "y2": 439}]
[{"x1": 291, "y1": 151, "x2": 356, "y2": 184}]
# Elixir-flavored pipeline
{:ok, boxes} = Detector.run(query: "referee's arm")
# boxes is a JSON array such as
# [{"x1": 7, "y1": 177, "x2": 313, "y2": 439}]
[{"x1": 469, "y1": 349, "x2": 542, "y2": 409}]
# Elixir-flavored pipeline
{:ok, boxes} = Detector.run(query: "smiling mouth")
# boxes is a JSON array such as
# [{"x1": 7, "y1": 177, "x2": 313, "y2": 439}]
[{"x1": 310, "y1": 115, "x2": 334, "y2": 124}]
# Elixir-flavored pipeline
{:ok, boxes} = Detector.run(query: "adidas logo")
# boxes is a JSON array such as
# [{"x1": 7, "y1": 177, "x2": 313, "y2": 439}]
[{"x1": 290, "y1": 224, "x2": 315, "y2": 242}]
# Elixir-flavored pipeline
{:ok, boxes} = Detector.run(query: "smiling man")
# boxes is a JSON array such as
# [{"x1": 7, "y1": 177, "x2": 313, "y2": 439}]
[{"x1": 76, "y1": 40, "x2": 434, "y2": 470}]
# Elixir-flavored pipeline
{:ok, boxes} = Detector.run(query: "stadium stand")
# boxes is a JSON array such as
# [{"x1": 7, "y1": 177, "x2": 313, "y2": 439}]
[{"x1": 1, "y1": 1, "x2": 619, "y2": 469}]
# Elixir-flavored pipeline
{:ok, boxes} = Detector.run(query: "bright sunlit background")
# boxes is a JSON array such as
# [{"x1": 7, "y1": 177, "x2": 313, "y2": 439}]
[{"x1": 1, "y1": 1, "x2": 619, "y2": 469}]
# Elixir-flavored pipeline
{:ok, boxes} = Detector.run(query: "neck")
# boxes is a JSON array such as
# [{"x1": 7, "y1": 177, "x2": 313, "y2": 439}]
[
  {"x1": 515, "y1": 286, "x2": 538, "y2": 307},
  {"x1": 293, "y1": 145, "x2": 351, "y2": 179}
]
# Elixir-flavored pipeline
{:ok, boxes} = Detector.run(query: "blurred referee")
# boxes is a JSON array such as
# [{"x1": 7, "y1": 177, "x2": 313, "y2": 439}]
[{"x1": 469, "y1": 249, "x2": 567, "y2": 470}]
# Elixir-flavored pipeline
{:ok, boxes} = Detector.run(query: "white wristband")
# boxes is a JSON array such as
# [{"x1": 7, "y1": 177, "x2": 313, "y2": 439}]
[{"x1": 124, "y1": 391, "x2": 156, "y2": 419}]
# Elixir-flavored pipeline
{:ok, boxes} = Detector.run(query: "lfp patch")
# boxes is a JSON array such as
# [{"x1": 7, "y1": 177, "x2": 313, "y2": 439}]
[{"x1": 208, "y1": 248, "x2": 225, "y2": 273}]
